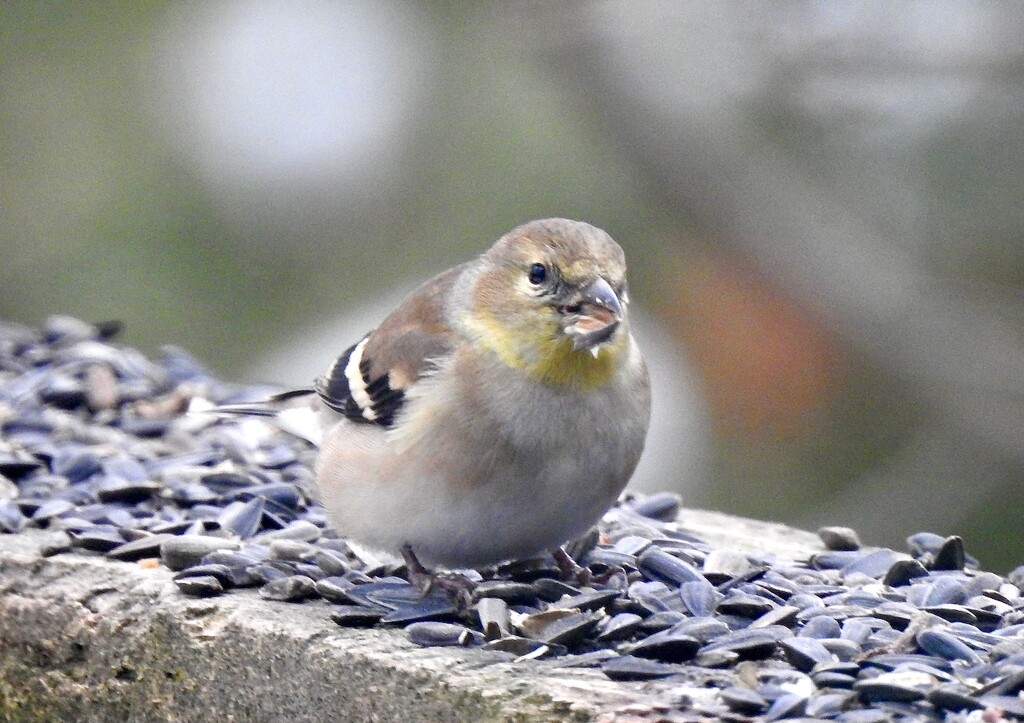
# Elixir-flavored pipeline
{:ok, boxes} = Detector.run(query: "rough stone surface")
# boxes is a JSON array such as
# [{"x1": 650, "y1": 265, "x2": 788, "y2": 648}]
[{"x1": 0, "y1": 516, "x2": 821, "y2": 722}]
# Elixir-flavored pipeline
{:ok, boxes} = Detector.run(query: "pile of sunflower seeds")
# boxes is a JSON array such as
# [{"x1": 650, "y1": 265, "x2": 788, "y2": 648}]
[{"x1": 3, "y1": 316, "x2": 1024, "y2": 722}]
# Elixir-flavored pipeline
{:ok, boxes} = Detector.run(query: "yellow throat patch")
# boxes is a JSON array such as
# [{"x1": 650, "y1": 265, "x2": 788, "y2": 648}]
[{"x1": 463, "y1": 313, "x2": 620, "y2": 389}]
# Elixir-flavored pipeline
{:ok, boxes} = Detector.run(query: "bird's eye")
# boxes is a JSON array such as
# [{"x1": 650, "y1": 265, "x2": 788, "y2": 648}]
[{"x1": 528, "y1": 263, "x2": 548, "y2": 285}]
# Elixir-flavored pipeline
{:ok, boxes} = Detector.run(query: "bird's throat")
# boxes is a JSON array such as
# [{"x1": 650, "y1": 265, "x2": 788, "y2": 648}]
[{"x1": 464, "y1": 313, "x2": 620, "y2": 388}]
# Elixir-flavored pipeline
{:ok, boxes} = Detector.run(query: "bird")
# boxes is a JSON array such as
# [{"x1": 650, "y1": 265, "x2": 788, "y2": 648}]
[{"x1": 229, "y1": 218, "x2": 650, "y2": 578}]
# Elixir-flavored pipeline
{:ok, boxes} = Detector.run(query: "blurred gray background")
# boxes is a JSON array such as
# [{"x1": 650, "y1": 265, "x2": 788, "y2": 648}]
[{"x1": 3, "y1": 2, "x2": 1023, "y2": 570}]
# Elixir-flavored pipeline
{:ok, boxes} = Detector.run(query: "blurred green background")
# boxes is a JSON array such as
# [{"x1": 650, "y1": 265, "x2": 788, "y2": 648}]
[{"x1": 3, "y1": 2, "x2": 1024, "y2": 570}]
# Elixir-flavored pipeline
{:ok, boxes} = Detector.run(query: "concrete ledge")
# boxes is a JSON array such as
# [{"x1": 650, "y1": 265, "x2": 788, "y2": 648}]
[{"x1": 0, "y1": 513, "x2": 823, "y2": 722}]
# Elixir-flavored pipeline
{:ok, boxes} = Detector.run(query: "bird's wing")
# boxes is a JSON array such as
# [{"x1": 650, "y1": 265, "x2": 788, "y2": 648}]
[{"x1": 315, "y1": 265, "x2": 465, "y2": 428}]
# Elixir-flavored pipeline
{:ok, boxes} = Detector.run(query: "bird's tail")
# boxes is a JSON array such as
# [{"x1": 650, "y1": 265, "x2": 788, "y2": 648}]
[{"x1": 190, "y1": 388, "x2": 323, "y2": 445}]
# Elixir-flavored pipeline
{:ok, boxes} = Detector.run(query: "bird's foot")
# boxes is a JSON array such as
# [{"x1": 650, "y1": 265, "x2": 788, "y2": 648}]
[
  {"x1": 551, "y1": 546, "x2": 594, "y2": 587},
  {"x1": 401, "y1": 544, "x2": 476, "y2": 608}
]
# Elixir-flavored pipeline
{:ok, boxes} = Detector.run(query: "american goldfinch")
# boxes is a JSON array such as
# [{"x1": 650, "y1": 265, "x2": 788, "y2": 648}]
[{"x1": 244, "y1": 219, "x2": 650, "y2": 572}]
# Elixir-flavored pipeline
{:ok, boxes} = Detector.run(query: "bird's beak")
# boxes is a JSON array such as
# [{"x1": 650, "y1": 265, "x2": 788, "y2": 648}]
[{"x1": 562, "y1": 277, "x2": 623, "y2": 352}]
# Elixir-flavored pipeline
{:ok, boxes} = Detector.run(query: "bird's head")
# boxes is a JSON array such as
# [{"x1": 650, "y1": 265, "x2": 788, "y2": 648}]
[{"x1": 462, "y1": 218, "x2": 632, "y2": 387}]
